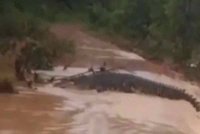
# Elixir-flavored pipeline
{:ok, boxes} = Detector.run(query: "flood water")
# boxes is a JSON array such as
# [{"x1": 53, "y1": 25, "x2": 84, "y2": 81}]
[{"x1": 0, "y1": 91, "x2": 72, "y2": 134}]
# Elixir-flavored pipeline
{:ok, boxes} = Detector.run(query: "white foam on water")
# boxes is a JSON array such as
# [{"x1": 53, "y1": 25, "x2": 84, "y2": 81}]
[
  {"x1": 113, "y1": 49, "x2": 145, "y2": 61},
  {"x1": 37, "y1": 67, "x2": 88, "y2": 77}
]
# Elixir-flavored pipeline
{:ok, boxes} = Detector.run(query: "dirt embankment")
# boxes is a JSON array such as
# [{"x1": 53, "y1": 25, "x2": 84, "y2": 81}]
[{"x1": 50, "y1": 23, "x2": 182, "y2": 79}]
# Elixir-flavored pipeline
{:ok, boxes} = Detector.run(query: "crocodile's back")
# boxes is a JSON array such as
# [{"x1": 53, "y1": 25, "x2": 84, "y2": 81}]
[{"x1": 69, "y1": 71, "x2": 200, "y2": 112}]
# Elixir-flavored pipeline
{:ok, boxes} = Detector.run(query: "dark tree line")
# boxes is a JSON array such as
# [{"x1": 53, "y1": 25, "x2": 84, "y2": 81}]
[
  {"x1": 1, "y1": 0, "x2": 200, "y2": 79},
  {"x1": 78, "y1": 0, "x2": 200, "y2": 79},
  {"x1": 84, "y1": 0, "x2": 200, "y2": 63}
]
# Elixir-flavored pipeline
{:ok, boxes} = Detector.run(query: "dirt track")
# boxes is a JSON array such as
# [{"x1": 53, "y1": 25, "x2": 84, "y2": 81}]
[{"x1": 50, "y1": 23, "x2": 181, "y2": 78}]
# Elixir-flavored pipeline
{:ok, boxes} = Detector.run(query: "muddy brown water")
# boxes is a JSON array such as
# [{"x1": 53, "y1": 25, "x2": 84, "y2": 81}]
[{"x1": 0, "y1": 91, "x2": 72, "y2": 134}]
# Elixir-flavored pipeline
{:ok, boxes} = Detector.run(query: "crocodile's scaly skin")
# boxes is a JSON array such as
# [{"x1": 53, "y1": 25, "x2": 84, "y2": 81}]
[{"x1": 62, "y1": 71, "x2": 200, "y2": 112}]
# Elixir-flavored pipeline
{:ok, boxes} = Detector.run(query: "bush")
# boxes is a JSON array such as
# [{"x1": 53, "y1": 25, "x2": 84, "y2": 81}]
[
  {"x1": 19, "y1": 36, "x2": 75, "y2": 70},
  {"x1": 0, "y1": 13, "x2": 69, "y2": 78},
  {"x1": 0, "y1": 2, "x2": 76, "y2": 80}
]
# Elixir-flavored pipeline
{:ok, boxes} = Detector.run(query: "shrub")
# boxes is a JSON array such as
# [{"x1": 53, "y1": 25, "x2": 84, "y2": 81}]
[{"x1": 15, "y1": 35, "x2": 75, "y2": 72}]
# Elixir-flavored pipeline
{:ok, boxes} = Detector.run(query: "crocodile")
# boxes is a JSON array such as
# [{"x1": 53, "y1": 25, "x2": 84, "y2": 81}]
[{"x1": 57, "y1": 71, "x2": 200, "y2": 112}]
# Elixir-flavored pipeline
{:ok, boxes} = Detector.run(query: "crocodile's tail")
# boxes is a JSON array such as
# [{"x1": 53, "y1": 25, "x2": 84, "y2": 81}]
[
  {"x1": 131, "y1": 75, "x2": 200, "y2": 112},
  {"x1": 159, "y1": 87, "x2": 200, "y2": 112},
  {"x1": 182, "y1": 92, "x2": 200, "y2": 112}
]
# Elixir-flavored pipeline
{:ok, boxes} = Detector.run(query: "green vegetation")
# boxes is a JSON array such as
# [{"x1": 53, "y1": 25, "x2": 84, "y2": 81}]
[
  {"x1": 1, "y1": 0, "x2": 200, "y2": 81},
  {"x1": 0, "y1": 0, "x2": 75, "y2": 83},
  {"x1": 85, "y1": 1, "x2": 199, "y2": 62},
  {"x1": 66, "y1": 0, "x2": 200, "y2": 80}
]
